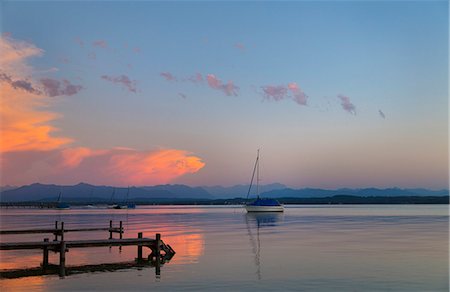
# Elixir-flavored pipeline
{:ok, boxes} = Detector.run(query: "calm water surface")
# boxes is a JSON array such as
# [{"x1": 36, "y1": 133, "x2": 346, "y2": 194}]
[{"x1": 0, "y1": 205, "x2": 448, "y2": 291}]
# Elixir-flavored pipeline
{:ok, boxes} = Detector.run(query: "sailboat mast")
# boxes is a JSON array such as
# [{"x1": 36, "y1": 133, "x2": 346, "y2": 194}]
[{"x1": 256, "y1": 149, "x2": 260, "y2": 199}]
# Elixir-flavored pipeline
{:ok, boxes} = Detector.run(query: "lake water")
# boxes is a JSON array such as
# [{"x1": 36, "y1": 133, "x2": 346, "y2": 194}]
[{"x1": 0, "y1": 205, "x2": 448, "y2": 291}]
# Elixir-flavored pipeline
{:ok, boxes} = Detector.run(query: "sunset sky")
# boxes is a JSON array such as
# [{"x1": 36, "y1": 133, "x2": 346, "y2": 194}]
[{"x1": 0, "y1": 1, "x2": 448, "y2": 189}]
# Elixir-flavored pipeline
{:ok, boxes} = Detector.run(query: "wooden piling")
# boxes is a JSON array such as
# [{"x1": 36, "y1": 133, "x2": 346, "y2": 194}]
[
  {"x1": 109, "y1": 220, "x2": 113, "y2": 239},
  {"x1": 137, "y1": 232, "x2": 143, "y2": 261},
  {"x1": 60, "y1": 222, "x2": 64, "y2": 241},
  {"x1": 59, "y1": 241, "x2": 66, "y2": 277},
  {"x1": 54, "y1": 221, "x2": 58, "y2": 241},
  {"x1": 42, "y1": 238, "x2": 49, "y2": 269},
  {"x1": 119, "y1": 221, "x2": 123, "y2": 239},
  {"x1": 155, "y1": 233, "x2": 161, "y2": 276}
]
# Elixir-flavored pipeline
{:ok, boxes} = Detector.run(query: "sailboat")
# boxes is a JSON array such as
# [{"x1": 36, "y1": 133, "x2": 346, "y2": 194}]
[
  {"x1": 56, "y1": 191, "x2": 70, "y2": 210},
  {"x1": 245, "y1": 150, "x2": 284, "y2": 212},
  {"x1": 107, "y1": 188, "x2": 119, "y2": 209},
  {"x1": 113, "y1": 186, "x2": 135, "y2": 209}
]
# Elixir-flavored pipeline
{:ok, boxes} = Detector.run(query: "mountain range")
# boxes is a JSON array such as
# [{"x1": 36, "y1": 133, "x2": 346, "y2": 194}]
[{"x1": 0, "y1": 183, "x2": 448, "y2": 202}]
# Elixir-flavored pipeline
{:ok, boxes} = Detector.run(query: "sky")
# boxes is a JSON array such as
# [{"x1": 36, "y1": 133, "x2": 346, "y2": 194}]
[{"x1": 0, "y1": 1, "x2": 448, "y2": 189}]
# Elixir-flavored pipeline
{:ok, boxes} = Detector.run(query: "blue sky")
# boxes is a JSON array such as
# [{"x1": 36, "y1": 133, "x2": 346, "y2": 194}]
[{"x1": 1, "y1": 1, "x2": 448, "y2": 188}]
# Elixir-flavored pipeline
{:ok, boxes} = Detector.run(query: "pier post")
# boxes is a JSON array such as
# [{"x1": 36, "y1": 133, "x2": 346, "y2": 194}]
[
  {"x1": 119, "y1": 221, "x2": 123, "y2": 239},
  {"x1": 155, "y1": 233, "x2": 161, "y2": 276},
  {"x1": 109, "y1": 220, "x2": 113, "y2": 239},
  {"x1": 60, "y1": 222, "x2": 64, "y2": 241},
  {"x1": 54, "y1": 221, "x2": 58, "y2": 241},
  {"x1": 59, "y1": 241, "x2": 66, "y2": 277},
  {"x1": 42, "y1": 238, "x2": 49, "y2": 269},
  {"x1": 137, "y1": 232, "x2": 143, "y2": 262}
]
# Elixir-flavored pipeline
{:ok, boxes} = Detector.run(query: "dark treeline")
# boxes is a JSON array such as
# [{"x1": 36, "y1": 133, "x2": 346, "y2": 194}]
[{"x1": 1, "y1": 195, "x2": 448, "y2": 207}]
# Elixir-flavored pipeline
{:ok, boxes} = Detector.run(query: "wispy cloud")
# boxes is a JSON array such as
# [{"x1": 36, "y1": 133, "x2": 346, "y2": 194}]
[
  {"x1": 160, "y1": 72, "x2": 177, "y2": 81},
  {"x1": 338, "y1": 94, "x2": 356, "y2": 115},
  {"x1": 378, "y1": 109, "x2": 385, "y2": 119},
  {"x1": 93, "y1": 40, "x2": 108, "y2": 49},
  {"x1": 40, "y1": 78, "x2": 83, "y2": 97},
  {"x1": 206, "y1": 74, "x2": 239, "y2": 96},
  {"x1": 0, "y1": 72, "x2": 41, "y2": 95},
  {"x1": 262, "y1": 85, "x2": 288, "y2": 101},
  {"x1": 101, "y1": 74, "x2": 137, "y2": 93},
  {"x1": 133, "y1": 47, "x2": 141, "y2": 54},
  {"x1": 287, "y1": 82, "x2": 308, "y2": 105},
  {"x1": 160, "y1": 71, "x2": 238, "y2": 96},
  {"x1": 261, "y1": 83, "x2": 308, "y2": 105},
  {"x1": 187, "y1": 73, "x2": 203, "y2": 83},
  {"x1": 0, "y1": 35, "x2": 73, "y2": 153}
]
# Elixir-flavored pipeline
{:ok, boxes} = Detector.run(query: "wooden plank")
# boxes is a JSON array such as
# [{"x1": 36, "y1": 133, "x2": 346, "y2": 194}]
[
  {"x1": 0, "y1": 227, "x2": 122, "y2": 235},
  {"x1": 0, "y1": 238, "x2": 157, "y2": 250},
  {"x1": 66, "y1": 238, "x2": 156, "y2": 248},
  {"x1": 0, "y1": 241, "x2": 59, "y2": 250}
]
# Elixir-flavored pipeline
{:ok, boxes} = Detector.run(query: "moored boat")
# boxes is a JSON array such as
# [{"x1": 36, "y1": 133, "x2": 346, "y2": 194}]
[{"x1": 244, "y1": 150, "x2": 284, "y2": 212}]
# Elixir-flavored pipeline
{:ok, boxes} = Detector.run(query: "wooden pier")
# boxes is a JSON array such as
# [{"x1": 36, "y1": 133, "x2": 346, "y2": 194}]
[{"x1": 0, "y1": 221, "x2": 175, "y2": 278}]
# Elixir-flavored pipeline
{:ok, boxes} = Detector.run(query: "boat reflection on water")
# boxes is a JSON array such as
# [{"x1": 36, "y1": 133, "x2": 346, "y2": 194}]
[{"x1": 245, "y1": 212, "x2": 283, "y2": 280}]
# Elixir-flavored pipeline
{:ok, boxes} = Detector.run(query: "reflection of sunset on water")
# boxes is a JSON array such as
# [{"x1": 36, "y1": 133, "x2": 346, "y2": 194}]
[{"x1": 0, "y1": 276, "x2": 46, "y2": 292}]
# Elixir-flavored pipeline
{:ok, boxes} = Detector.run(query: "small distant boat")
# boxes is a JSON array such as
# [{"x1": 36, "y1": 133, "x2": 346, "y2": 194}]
[
  {"x1": 112, "y1": 187, "x2": 135, "y2": 209},
  {"x1": 107, "y1": 188, "x2": 118, "y2": 209},
  {"x1": 245, "y1": 150, "x2": 283, "y2": 212},
  {"x1": 56, "y1": 191, "x2": 70, "y2": 210}
]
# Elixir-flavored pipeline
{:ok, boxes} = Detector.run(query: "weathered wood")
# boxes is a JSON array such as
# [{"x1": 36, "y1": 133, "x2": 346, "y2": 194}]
[
  {"x1": 42, "y1": 238, "x2": 49, "y2": 268},
  {"x1": 119, "y1": 221, "x2": 123, "y2": 239},
  {"x1": 0, "y1": 238, "x2": 157, "y2": 250},
  {"x1": 60, "y1": 222, "x2": 64, "y2": 241},
  {"x1": 155, "y1": 233, "x2": 161, "y2": 276},
  {"x1": 137, "y1": 232, "x2": 143, "y2": 261},
  {"x1": 1, "y1": 227, "x2": 122, "y2": 235},
  {"x1": 59, "y1": 241, "x2": 66, "y2": 277}
]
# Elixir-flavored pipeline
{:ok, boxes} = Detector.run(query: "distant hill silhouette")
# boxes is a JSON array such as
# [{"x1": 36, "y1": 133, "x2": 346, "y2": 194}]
[
  {"x1": 261, "y1": 187, "x2": 449, "y2": 198},
  {"x1": 0, "y1": 183, "x2": 212, "y2": 202},
  {"x1": 0, "y1": 183, "x2": 448, "y2": 202},
  {"x1": 202, "y1": 183, "x2": 286, "y2": 198}
]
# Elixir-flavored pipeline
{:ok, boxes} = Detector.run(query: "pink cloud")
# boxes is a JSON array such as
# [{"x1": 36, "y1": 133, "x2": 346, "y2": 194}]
[
  {"x1": 160, "y1": 72, "x2": 177, "y2": 81},
  {"x1": 133, "y1": 47, "x2": 141, "y2": 54},
  {"x1": 40, "y1": 78, "x2": 83, "y2": 97},
  {"x1": 93, "y1": 40, "x2": 108, "y2": 48},
  {"x1": 101, "y1": 74, "x2": 137, "y2": 93},
  {"x1": 187, "y1": 73, "x2": 203, "y2": 83},
  {"x1": 261, "y1": 85, "x2": 288, "y2": 101},
  {"x1": 338, "y1": 94, "x2": 356, "y2": 115},
  {"x1": 287, "y1": 82, "x2": 308, "y2": 105},
  {"x1": 1, "y1": 148, "x2": 205, "y2": 186},
  {"x1": 206, "y1": 74, "x2": 239, "y2": 96}
]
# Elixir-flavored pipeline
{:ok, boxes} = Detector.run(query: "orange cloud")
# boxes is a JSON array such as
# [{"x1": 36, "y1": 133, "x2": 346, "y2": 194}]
[
  {"x1": 60, "y1": 147, "x2": 107, "y2": 168},
  {"x1": 0, "y1": 36, "x2": 73, "y2": 153},
  {"x1": 0, "y1": 36, "x2": 205, "y2": 186},
  {"x1": 108, "y1": 149, "x2": 205, "y2": 185},
  {"x1": 0, "y1": 75, "x2": 73, "y2": 153},
  {"x1": 2, "y1": 147, "x2": 205, "y2": 186}
]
